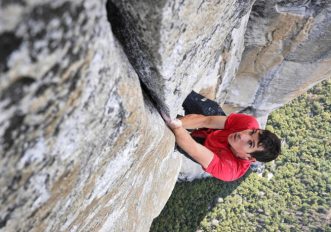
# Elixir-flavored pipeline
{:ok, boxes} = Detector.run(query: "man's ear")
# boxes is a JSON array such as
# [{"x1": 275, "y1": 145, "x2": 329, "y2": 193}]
[
  {"x1": 248, "y1": 155, "x2": 256, "y2": 162},
  {"x1": 230, "y1": 146, "x2": 247, "y2": 158}
]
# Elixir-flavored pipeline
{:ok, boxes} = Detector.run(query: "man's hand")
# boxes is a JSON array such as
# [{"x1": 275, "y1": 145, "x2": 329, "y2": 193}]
[{"x1": 166, "y1": 118, "x2": 182, "y2": 130}]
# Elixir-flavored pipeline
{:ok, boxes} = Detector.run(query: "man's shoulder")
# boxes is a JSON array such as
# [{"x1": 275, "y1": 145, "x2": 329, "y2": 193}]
[
  {"x1": 208, "y1": 149, "x2": 251, "y2": 181},
  {"x1": 228, "y1": 113, "x2": 257, "y2": 121},
  {"x1": 225, "y1": 113, "x2": 259, "y2": 130}
]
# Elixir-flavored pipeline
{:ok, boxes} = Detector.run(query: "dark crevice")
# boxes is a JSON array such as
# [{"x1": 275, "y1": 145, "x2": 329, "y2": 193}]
[
  {"x1": 0, "y1": 203, "x2": 19, "y2": 229},
  {"x1": 0, "y1": 212, "x2": 10, "y2": 229},
  {"x1": 139, "y1": 79, "x2": 165, "y2": 115},
  {"x1": 0, "y1": 76, "x2": 35, "y2": 109},
  {"x1": 0, "y1": 0, "x2": 26, "y2": 8},
  {"x1": 34, "y1": 83, "x2": 57, "y2": 97},
  {"x1": 0, "y1": 32, "x2": 23, "y2": 72},
  {"x1": 106, "y1": 0, "x2": 170, "y2": 116},
  {"x1": 2, "y1": 113, "x2": 26, "y2": 153}
]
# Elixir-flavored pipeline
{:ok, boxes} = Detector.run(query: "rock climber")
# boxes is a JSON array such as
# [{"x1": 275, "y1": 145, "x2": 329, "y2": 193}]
[{"x1": 164, "y1": 92, "x2": 281, "y2": 181}]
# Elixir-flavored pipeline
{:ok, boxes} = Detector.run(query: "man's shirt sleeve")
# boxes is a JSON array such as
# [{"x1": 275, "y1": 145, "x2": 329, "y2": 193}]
[
  {"x1": 224, "y1": 113, "x2": 260, "y2": 131},
  {"x1": 203, "y1": 151, "x2": 250, "y2": 182}
]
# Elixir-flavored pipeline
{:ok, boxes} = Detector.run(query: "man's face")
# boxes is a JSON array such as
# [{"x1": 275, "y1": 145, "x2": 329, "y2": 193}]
[{"x1": 228, "y1": 129, "x2": 264, "y2": 160}]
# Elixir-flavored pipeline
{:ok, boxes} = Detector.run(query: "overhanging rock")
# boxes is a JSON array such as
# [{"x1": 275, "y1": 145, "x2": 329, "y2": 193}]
[{"x1": 107, "y1": 0, "x2": 255, "y2": 118}]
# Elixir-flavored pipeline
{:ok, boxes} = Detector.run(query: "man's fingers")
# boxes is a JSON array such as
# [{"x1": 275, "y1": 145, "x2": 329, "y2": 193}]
[
  {"x1": 166, "y1": 118, "x2": 182, "y2": 130},
  {"x1": 170, "y1": 119, "x2": 182, "y2": 128},
  {"x1": 159, "y1": 111, "x2": 182, "y2": 129}
]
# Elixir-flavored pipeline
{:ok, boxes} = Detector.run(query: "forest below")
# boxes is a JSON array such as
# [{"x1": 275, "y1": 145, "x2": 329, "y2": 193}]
[{"x1": 151, "y1": 79, "x2": 331, "y2": 232}]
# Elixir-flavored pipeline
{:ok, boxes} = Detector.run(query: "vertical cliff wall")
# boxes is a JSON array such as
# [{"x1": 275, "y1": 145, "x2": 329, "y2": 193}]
[
  {"x1": 1, "y1": 0, "x2": 330, "y2": 231},
  {"x1": 0, "y1": 1, "x2": 180, "y2": 231},
  {"x1": 221, "y1": 0, "x2": 331, "y2": 125}
]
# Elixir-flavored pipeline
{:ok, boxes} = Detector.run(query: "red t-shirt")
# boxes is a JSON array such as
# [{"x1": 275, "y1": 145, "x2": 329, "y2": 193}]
[{"x1": 190, "y1": 113, "x2": 260, "y2": 181}]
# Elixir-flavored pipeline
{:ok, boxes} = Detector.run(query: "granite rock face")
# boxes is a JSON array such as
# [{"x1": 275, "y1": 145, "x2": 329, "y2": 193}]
[
  {"x1": 108, "y1": 0, "x2": 255, "y2": 117},
  {"x1": 1, "y1": 0, "x2": 330, "y2": 231},
  {"x1": 222, "y1": 0, "x2": 331, "y2": 125},
  {"x1": 0, "y1": 1, "x2": 179, "y2": 232}
]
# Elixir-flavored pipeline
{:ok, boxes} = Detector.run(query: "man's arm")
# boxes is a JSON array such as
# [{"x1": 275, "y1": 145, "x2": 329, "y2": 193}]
[
  {"x1": 180, "y1": 114, "x2": 227, "y2": 129},
  {"x1": 166, "y1": 119, "x2": 214, "y2": 169}
]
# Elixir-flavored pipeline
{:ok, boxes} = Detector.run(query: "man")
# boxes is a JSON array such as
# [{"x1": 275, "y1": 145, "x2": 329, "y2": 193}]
[{"x1": 166, "y1": 113, "x2": 281, "y2": 181}]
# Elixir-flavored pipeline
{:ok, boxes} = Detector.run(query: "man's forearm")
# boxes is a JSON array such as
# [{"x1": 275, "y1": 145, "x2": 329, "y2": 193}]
[
  {"x1": 172, "y1": 126, "x2": 213, "y2": 169},
  {"x1": 172, "y1": 127, "x2": 198, "y2": 154},
  {"x1": 179, "y1": 114, "x2": 209, "y2": 129},
  {"x1": 179, "y1": 114, "x2": 227, "y2": 130}
]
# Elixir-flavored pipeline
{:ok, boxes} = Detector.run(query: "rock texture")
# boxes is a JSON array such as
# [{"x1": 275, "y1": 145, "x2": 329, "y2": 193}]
[
  {"x1": 108, "y1": 0, "x2": 255, "y2": 117},
  {"x1": 0, "y1": 1, "x2": 179, "y2": 232},
  {"x1": 221, "y1": 0, "x2": 331, "y2": 125},
  {"x1": 1, "y1": 0, "x2": 330, "y2": 231}
]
